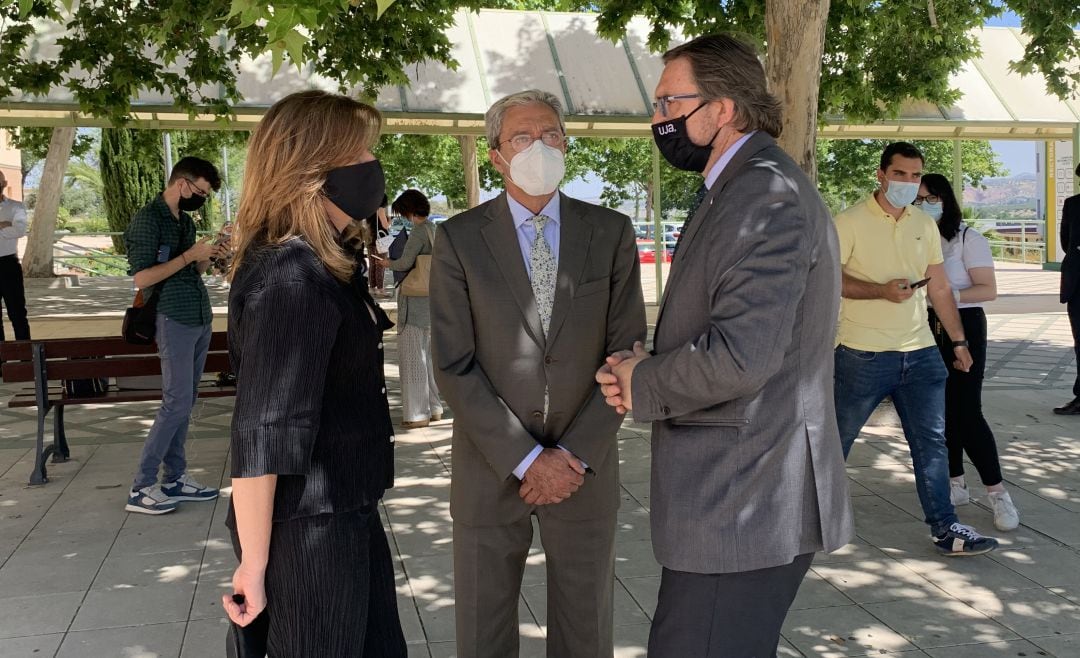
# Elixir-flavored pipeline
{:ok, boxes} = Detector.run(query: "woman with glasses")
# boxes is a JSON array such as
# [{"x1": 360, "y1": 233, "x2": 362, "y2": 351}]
[
  {"x1": 222, "y1": 90, "x2": 406, "y2": 656},
  {"x1": 917, "y1": 173, "x2": 1019, "y2": 531}
]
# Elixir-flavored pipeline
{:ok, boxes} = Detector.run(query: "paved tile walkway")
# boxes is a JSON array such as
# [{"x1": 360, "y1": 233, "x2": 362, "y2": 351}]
[{"x1": 1, "y1": 265, "x2": 1079, "y2": 657}]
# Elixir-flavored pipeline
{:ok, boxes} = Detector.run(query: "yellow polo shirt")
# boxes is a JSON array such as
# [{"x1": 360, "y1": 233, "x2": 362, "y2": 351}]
[{"x1": 834, "y1": 194, "x2": 943, "y2": 352}]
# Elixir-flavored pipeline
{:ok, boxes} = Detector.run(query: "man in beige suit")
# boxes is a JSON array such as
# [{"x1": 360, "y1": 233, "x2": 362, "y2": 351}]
[{"x1": 430, "y1": 89, "x2": 646, "y2": 657}]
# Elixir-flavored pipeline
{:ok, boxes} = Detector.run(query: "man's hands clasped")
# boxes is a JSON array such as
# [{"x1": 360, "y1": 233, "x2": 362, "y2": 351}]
[{"x1": 519, "y1": 448, "x2": 586, "y2": 505}]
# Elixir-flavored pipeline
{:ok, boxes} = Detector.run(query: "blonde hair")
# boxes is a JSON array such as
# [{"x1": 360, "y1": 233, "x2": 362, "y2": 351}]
[{"x1": 229, "y1": 90, "x2": 383, "y2": 283}]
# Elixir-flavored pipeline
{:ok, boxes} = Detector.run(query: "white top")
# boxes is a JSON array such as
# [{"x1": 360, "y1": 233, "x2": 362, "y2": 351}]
[
  {"x1": 941, "y1": 225, "x2": 995, "y2": 309},
  {"x1": 0, "y1": 196, "x2": 29, "y2": 258}
]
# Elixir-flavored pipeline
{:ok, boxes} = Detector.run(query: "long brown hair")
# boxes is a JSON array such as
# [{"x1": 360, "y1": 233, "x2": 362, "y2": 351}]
[{"x1": 229, "y1": 90, "x2": 382, "y2": 283}]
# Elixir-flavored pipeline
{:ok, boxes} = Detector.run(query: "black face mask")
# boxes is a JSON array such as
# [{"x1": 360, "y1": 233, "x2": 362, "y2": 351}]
[
  {"x1": 651, "y1": 103, "x2": 719, "y2": 173},
  {"x1": 178, "y1": 194, "x2": 207, "y2": 212},
  {"x1": 323, "y1": 160, "x2": 386, "y2": 222}
]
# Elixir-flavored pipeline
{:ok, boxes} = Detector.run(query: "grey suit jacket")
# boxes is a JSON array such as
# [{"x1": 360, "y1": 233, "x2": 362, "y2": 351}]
[
  {"x1": 631, "y1": 132, "x2": 854, "y2": 574},
  {"x1": 431, "y1": 192, "x2": 646, "y2": 525}
]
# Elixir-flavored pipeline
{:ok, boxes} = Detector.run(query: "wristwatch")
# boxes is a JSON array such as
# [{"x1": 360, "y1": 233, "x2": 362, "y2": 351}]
[{"x1": 953, "y1": 340, "x2": 969, "y2": 348}]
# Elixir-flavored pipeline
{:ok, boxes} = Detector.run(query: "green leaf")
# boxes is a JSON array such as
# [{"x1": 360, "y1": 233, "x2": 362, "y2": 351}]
[
  {"x1": 270, "y1": 43, "x2": 285, "y2": 78},
  {"x1": 227, "y1": 0, "x2": 252, "y2": 19},
  {"x1": 376, "y1": 0, "x2": 397, "y2": 18},
  {"x1": 282, "y1": 29, "x2": 306, "y2": 69},
  {"x1": 17, "y1": 0, "x2": 32, "y2": 19}
]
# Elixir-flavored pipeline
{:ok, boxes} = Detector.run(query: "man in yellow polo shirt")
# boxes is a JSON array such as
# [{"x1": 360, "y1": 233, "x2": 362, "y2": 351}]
[{"x1": 834, "y1": 142, "x2": 999, "y2": 557}]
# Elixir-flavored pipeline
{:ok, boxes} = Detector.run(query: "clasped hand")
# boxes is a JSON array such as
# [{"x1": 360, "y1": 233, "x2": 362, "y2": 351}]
[
  {"x1": 519, "y1": 448, "x2": 586, "y2": 505},
  {"x1": 595, "y1": 341, "x2": 650, "y2": 414}
]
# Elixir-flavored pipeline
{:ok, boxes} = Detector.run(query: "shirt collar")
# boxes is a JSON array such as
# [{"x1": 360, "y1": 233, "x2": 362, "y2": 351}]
[
  {"x1": 704, "y1": 131, "x2": 757, "y2": 190},
  {"x1": 508, "y1": 191, "x2": 561, "y2": 230},
  {"x1": 867, "y1": 191, "x2": 913, "y2": 222}
]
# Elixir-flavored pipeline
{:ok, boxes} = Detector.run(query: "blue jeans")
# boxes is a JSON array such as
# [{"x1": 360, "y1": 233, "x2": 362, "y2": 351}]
[
  {"x1": 132, "y1": 314, "x2": 212, "y2": 490},
  {"x1": 834, "y1": 345, "x2": 957, "y2": 536}
]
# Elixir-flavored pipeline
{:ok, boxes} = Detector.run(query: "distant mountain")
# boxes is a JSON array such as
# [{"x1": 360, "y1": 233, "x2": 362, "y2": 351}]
[{"x1": 963, "y1": 174, "x2": 1038, "y2": 207}]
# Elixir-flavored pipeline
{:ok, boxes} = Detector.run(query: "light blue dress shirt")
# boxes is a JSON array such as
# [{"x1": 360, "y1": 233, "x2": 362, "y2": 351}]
[
  {"x1": 504, "y1": 192, "x2": 584, "y2": 480},
  {"x1": 704, "y1": 131, "x2": 757, "y2": 190},
  {"x1": 508, "y1": 191, "x2": 561, "y2": 276}
]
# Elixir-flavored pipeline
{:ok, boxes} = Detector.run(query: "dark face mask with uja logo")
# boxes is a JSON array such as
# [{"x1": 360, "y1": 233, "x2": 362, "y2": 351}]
[
  {"x1": 651, "y1": 103, "x2": 719, "y2": 173},
  {"x1": 322, "y1": 160, "x2": 386, "y2": 222}
]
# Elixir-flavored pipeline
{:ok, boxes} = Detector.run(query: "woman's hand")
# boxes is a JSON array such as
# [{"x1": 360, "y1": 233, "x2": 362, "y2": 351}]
[{"x1": 222, "y1": 562, "x2": 267, "y2": 626}]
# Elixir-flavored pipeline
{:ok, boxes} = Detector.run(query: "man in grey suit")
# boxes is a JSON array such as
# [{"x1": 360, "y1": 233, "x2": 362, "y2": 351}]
[
  {"x1": 430, "y1": 90, "x2": 646, "y2": 657},
  {"x1": 597, "y1": 34, "x2": 854, "y2": 656}
]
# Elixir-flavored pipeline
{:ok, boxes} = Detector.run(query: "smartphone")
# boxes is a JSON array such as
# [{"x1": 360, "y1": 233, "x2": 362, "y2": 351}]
[{"x1": 910, "y1": 277, "x2": 931, "y2": 289}]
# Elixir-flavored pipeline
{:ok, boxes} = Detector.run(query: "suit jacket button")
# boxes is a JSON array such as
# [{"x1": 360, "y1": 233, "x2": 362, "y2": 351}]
[
  {"x1": 532, "y1": 410, "x2": 544, "y2": 420},
  {"x1": 661, "y1": 405, "x2": 671, "y2": 415},
  {"x1": 544, "y1": 356, "x2": 553, "y2": 365}
]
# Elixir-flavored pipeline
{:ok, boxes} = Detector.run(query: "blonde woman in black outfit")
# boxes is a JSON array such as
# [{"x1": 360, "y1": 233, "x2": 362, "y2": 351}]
[{"x1": 221, "y1": 90, "x2": 406, "y2": 656}]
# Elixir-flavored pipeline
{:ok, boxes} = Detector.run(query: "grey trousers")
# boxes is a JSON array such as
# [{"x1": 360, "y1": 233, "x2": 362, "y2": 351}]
[
  {"x1": 648, "y1": 553, "x2": 813, "y2": 658},
  {"x1": 454, "y1": 511, "x2": 616, "y2": 658},
  {"x1": 132, "y1": 314, "x2": 212, "y2": 490}
]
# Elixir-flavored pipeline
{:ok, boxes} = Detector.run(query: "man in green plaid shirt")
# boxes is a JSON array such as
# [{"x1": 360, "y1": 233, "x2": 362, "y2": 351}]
[{"x1": 124, "y1": 157, "x2": 224, "y2": 515}]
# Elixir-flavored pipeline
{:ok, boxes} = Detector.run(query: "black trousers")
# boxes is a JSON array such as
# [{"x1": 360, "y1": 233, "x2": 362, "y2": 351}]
[
  {"x1": 647, "y1": 553, "x2": 813, "y2": 658},
  {"x1": 230, "y1": 507, "x2": 406, "y2": 658},
  {"x1": 1070, "y1": 297, "x2": 1080, "y2": 398},
  {"x1": 929, "y1": 307, "x2": 1003, "y2": 485},
  {"x1": 0, "y1": 254, "x2": 30, "y2": 341}
]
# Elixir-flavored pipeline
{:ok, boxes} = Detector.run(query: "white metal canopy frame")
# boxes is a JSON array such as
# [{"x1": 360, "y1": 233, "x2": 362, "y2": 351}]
[{"x1": 2, "y1": 9, "x2": 1079, "y2": 141}]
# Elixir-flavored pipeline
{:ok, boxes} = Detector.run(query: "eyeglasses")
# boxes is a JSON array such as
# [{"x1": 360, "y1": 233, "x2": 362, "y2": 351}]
[
  {"x1": 914, "y1": 194, "x2": 941, "y2": 206},
  {"x1": 652, "y1": 93, "x2": 702, "y2": 118},
  {"x1": 496, "y1": 131, "x2": 565, "y2": 154},
  {"x1": 184, "y1": 178, "x2": 211, "y2": 198}
]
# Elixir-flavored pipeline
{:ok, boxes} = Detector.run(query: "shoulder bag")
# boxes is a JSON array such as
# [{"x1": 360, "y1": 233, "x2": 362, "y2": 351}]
[{"x1": 399, "y1": 224, "x2": 436, "y2": 297}]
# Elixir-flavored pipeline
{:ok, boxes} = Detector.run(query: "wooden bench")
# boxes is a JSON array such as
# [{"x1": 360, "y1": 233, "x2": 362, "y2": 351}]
[{"x1": 0, "y1": 333, "x2": 235, "y2": 485}]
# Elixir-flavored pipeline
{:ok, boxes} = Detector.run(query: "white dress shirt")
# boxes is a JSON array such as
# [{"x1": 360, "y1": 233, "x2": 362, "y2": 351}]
[{"x1": 0, "y1": 196, "x2": 28, "y2": 258}]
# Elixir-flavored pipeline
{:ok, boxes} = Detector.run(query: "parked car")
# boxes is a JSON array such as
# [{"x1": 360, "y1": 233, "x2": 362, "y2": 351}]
[{"x1": 637, "y1": 241, "x2": 673, "y2": 264}]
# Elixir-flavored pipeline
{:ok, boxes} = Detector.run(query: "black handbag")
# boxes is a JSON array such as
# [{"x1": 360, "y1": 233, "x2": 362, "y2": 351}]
[
  {"x1": 388, "y1": 227, "x2": 410, "y2": 284},
  {"x1": 63, "y1": 375, "x2": 109, "y2": 398},
  {"x1": 225, "y1": 599, "x2": 269, "y2": 658},
  {"x1": 122, "y1": 287, "x2": 160, "y2": 345}
]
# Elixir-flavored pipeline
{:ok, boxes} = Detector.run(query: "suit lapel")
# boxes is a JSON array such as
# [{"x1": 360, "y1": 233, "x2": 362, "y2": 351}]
[
  {"x1": 655, "y1": 132, "x2": 776, "y2": 326},
  {"x1": 545, "y1": 195, "x2": 591, "y2": 347},
  {"x1": 480, "y1": 193, "x2": 546, "y2": 349}
]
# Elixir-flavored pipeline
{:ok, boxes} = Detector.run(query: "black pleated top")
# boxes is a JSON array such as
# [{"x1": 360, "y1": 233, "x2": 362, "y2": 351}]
[{"x1": 226, "y1": 237, "x2": 395, "y2": 525}]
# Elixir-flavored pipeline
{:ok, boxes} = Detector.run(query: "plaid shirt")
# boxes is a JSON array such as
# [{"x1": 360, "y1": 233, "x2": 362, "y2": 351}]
[{"x1": 125, "y1": 195, "x2": 212, "y2": 327}]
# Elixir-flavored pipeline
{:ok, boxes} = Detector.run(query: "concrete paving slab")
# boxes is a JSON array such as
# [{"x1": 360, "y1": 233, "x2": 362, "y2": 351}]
[{"x1": 55, "y1": 622, "x2": 185, "y2": 658}]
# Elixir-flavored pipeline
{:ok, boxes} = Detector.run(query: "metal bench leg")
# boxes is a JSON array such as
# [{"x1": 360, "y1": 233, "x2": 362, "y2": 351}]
[
  {"x1": 28, "y1": 342, "x2": 55, "y2": 485},
  {"x1": 52, "y1": 405, "x2": 70, "y2": 463},
  {"x1": 30, "y1": 404, "x2": 54, "y2": 485}
]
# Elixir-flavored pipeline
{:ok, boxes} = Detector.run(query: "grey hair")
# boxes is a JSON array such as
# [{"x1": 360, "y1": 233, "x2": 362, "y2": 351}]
[
  {"x1": 485, "y1": 90, "x2": 566, "y2": 148},
  {"x1": 663, "y1": 34, "x2": 783, "y2": 138}
]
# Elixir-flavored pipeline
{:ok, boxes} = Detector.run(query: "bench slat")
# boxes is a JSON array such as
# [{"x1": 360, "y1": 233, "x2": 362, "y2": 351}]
[
  {"x1": 0, "y1": 333, "x2": 228, "y2": 361},
  {"x1": 2, "y1": 352, "x2": 230, "y2": 383},
  {"x1": 0, "y1": 340, "x2": 32, "y2": 361},
  {"x1": 8, "y1": 384, "x2": 237, "y2": 408}
]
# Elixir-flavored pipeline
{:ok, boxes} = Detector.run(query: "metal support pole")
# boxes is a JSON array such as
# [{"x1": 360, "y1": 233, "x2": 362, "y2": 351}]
[
  {"x1": 952, "y1": 140, "x2": 963, "y2": 209},
  {"x1": 1046, "y1": 139, "x2": 1056, "y2": 267},
  {"x1": 163, "y1": 132, "x2": 173, "y2": 177},
  {"x1": 651, "y1": 141, "x2": 663, "y2": 304},
  {"x1": 222, "y1": 145, "x2": 231, "y2": 224}
]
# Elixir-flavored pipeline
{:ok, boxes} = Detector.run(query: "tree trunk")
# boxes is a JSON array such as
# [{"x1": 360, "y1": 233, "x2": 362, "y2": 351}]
[
  {"x1": 22, "y1": 127, "x2": 76, "y2": 278},
  {"x1": 458, "y1": 135, "x2": 481, "y2": 209},
  {"x1": 765, "y1": 0, "x2": 830, "y2": 181}
]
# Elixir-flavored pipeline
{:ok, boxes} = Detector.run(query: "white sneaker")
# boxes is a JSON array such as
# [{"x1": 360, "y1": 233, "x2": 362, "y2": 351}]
[
  {"x1": 950, "y1": 478, "x2": 970, "y2": 506},
  {"x1": 988, "y1": 490, "x2": 1020, "y2": 531}
]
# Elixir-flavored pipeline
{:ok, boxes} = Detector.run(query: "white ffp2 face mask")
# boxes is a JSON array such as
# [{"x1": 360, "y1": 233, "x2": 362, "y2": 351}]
[{"x1": 501, "y1": 140, "x2": 566, "y2": 196}]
